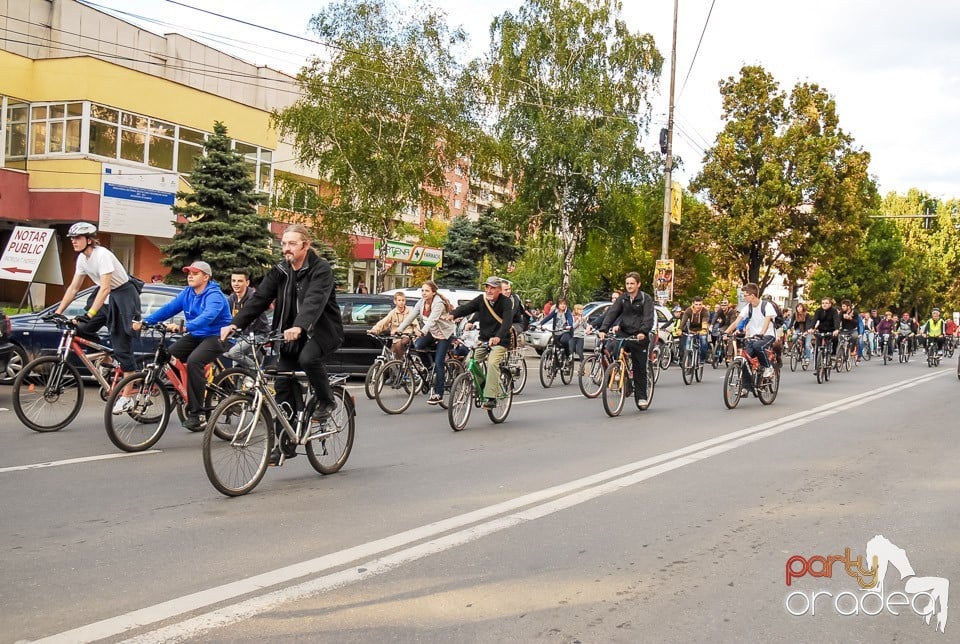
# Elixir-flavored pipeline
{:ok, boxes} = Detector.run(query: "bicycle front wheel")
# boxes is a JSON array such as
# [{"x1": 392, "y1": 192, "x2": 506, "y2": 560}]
[
  {"x1": 723, "y1": 362, "x2": 743, "y2": 409},
  {"x1": 373, "y1": 360, "x2": 415, "y2": 414},
  {"x1": 539, "y1": 349, "x2": 557, "y2": 388},
  {"x1": 202, "y1": 394, "x2": 272, "y2": 496},
  {"x1": 447, "y1": 372, "x2": 474, "y2": 431},
  {"x1": 363, "y1": 359, "x2": 384, "y2": 400},
  {"x1": 758, "y1": 368, "x2": 779, "y2": 405},
  {"x1": 681, "y1": 350, "x2": 694, "y2": 385},
  {"x1": 13, "y1": 356, "x2": 84, "y2": 432},
  {"x1": 104, "y1": 371, "x2": 171, "y2": 452},
  {"x1": 208, "y1": 367, "x2": 253, "y2": 441},
  {"x1": 306, "y1": 385, "x2": 355, "y2": 475},
  {"x1": 578, "y1": 355, "x2": 604, "y2": 399},
  {"x1": 789, "y1": 351, "x2": 798, "y2": 372},
  {"x1": 601, "y1": 361, "x2": 626, "y2": 417}
]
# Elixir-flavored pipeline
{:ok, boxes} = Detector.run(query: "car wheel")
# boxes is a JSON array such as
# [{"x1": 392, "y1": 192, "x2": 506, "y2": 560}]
[{"x1": 1, "y1": 344, "x2": 28, "y2": 384}]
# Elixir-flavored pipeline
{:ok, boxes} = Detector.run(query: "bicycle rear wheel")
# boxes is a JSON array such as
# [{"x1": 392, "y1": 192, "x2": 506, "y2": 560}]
[
  {"x1": 723, "y1": 362, "x2": 743, "y2": 409},
  {"x1": 539, "y1": 348, "x2": 557, "y2": 388},
  {"x1": 373, "y1": 360, "x2": 415, "y2": 414},
  {"x1": 447, "y1": 372, "x2": 474, "y2": 431},
  {"x1": 202, "y1": 394, "x2": 272, "y2": 496},
  {"x1": 578, "y1": 355, "x2": 604, "y2": 398},
  {"x1": 13, "y1": 356, "x2": 84, "y2": 432},
  {"x1": 510, "y1": 355, "x2": 528, "y2": 394},
  {"x1": 488, "y1": 370, "x2": 514, "y2": 424},
  {"x1": 104, "y1": 371, "x2": 171, "y2": 452},
  {"x1": 758, "y1": 368, "x2": 779, "y2": 405},
  {"x1": 306, "y1": 385, "x2": 355, "y2": 474},
  {"x1": 601, "y1": 361, "x2": 626, "y2": 417}
]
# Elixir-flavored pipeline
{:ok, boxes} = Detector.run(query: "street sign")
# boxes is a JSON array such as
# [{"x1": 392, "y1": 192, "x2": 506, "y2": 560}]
[
  {"x1": 0, "y1": 226, "x2": 63, "y2": 284},
  {"x1": 99, "y1": 163, "x2": 177, "y2": 238},
  {"x1": 374, "y1": 240, "x2": 443, "y2": 267}
]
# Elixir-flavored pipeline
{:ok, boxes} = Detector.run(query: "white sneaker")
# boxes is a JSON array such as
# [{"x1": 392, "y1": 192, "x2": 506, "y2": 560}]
[
  {"x1": 241, "y1": 376, "x2": 255, "y2": 391},
  {"x1": 112, "y1": 395, "x2": 133, "y2": 415},
  {"x1": 762, "y1": 367, "x2": 775, "y2": 378}
]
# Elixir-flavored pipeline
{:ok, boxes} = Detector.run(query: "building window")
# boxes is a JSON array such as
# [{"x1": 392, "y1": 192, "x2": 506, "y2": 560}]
[
  {"x1": 177, "y1": 126, "x2": 205, "y2": 174},
  {"x1": 29, "y1": 102, "x2": 82, "y2": 155},
  {"x1": 5, "y1": 102, "x2": 28, "y2": 158},
  {"x1": 233, "y1": 140, "x2": 272, "y2": 192},
  {"x1": 89, "y1": 104, "x2": 119, "y2": 157},
  {"x1": 454, "y1": 199, "x2": 461, "y2": 209},
  {"x1": 147, "y1": 118, "x2": 174, "y2": 170}
]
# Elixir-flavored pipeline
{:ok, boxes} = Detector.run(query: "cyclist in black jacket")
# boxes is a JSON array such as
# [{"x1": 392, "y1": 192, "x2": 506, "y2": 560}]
[
  {"x1": 808, "y1": 297, "x2": 842, "y2": 356},
  {"x1": 598, "y1": 271, "x2": 655, "y2": 408}
]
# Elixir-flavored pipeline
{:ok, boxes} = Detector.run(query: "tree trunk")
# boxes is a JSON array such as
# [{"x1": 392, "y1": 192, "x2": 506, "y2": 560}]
[{"x1": 376, "y1": 220, "x2": 390, "y2": 294}]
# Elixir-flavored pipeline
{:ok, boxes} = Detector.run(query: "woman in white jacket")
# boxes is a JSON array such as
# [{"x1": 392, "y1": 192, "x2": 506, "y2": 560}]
[{"x1": 396, "y1": 281, "x2": 456, "y2": 405}]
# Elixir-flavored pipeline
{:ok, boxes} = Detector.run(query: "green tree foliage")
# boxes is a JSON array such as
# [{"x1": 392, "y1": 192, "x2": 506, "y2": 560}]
[
  {"x1": 475, "y1": 207, "x2": 521, "y2": 273},
  {"x1": 438, "y1": 215, "x2": 479, "y2": 287},
  {"x1": 274, "y1": 0, "x2": 479, "y2": 291},
  {"x1": 483, "y1": 0, "x2": 663, "y2": 301},
  {"x1": 502, "y1": 232, "x2": 564, "y2": 306},
  {"x1": 161, "y1": 121, "x2": 273, "y2": 284},
  {"x1": 690, "y1": 65, "x2": 879, "y2": 290}
]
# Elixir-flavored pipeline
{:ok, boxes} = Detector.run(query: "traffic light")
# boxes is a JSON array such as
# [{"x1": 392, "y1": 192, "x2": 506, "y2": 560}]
[{"x1": 659, "y1": 128, "x2": 669, "y2": 155}]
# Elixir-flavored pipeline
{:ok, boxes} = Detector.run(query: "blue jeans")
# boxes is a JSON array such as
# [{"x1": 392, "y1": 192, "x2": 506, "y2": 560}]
[
  {"x1": 684, "y1": 333, "x2": 709, "y2": 361},
  {"x1": 415, "y1": 335, "x2": 451, "y2": 396},
  {"x1": 745, "y1": 336, "x2": 774, "y2": 368}
]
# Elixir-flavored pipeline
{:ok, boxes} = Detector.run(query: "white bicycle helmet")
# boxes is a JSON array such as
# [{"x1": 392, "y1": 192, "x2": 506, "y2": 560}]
[{"x1": 66, "y1": 222, "x2": 97, "y2": 238}]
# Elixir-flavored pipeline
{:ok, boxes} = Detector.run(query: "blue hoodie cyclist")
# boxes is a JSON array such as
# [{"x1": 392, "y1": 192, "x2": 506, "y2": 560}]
[{"x1": 133, "y1": 260, "x2": 231, "y2": 430}]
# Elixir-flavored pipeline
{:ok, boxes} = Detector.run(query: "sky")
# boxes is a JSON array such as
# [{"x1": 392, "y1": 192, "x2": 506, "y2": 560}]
[{"x1": 85, "y1": 0, "x2": 960, "y2": 200}]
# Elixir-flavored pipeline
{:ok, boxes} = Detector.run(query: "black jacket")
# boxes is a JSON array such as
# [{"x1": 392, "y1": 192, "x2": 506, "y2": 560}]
[
  {"x1": 811, "y1": 306, "x2": 841, "y2": 333},
  {"x1": 451, "y1": 294, "x2": 514, "y2": 344},
  {"x1": 229, "y1": 287, "x2": 270, "y2": 335},
  {"x1": 600, "y1": 290, "x2": 654, "y2": 336},
  {"x1": 232, "y1": 250, "x2": 343, "y2": 354}
]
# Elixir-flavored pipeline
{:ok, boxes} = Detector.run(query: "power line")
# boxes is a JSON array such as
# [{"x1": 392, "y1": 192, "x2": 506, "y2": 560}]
[{"x1": 679, "y1": 0, "x2": 717, "y2": 98}]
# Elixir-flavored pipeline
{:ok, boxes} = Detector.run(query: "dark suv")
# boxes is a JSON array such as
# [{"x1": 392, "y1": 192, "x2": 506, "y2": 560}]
[{"x1": 325, "y1": 293, "x2": 396, "y2": 375}]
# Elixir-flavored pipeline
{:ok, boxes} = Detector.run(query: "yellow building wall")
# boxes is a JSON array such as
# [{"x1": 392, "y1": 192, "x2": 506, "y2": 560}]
[{"x1": 0, "y1": 50, "x2": 276, "y2": 148}]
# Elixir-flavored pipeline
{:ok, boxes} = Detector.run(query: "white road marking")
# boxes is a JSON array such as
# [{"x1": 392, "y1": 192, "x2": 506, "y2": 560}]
[
  {"x1": 34, "y1": 370, "x2": 947, "y2": 644},
  {"x1": 0, "y1": 451, "x2": 162, "y2": 474}
]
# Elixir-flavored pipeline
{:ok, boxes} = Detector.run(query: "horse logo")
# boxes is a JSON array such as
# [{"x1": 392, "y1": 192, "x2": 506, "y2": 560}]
[{"x1": 866, "y1": 535, "x2": 949, "y2": 633}]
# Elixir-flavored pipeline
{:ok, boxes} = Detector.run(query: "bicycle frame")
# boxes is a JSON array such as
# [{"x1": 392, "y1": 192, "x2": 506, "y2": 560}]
[{"x1": 52, "y1": 321, "x2": 123, "y2": 393}]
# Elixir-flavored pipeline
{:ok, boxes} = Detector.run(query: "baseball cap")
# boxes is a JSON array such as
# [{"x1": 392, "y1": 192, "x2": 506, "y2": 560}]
[
  {"x1": 483, "y1": 276, "x2": 503, "y2": 287},
  {"x1": 182, "y1": 260, "x2": 212, "y2": 276}
]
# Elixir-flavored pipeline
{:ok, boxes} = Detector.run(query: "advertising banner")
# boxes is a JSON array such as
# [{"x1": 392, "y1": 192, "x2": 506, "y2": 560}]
[
  {"x1": 374, "y1": 240, "x2": 443, "y2": 267},
  {"x1": 654, "y1": 259, "x2": 674, "y2": 304},
  {"x1": 0, "y1": 226, "x2": 62, "y2": 284},
  {"x1": 99, "y1": 163, "x2": 177, "y2": 238}
]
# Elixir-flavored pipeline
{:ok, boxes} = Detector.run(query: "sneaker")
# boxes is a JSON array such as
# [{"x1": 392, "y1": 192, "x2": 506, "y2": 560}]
[
  {"x1": 182, "y1": 414, "x2": 204, "y2": 432},
  {"x1": 112, "y1": 395, "x2": 133, "y2": 415},
  {"x1": 635, "y1": 394, "x2": 649, "y2": 409},
  {"x1": 762, "y1": 366, "x2": 775, "y2": 378},
  {"x1": 427, "y1": 393, "x2": 442, "y2": 405},
  {"x1": 311, "y1": 402, "x2": 336, "y2": 421},
  {"x1": 482, "y1": 398, "x2": 497, "y2": 409},
  {"x1": 241, "y1": 376, "x2": 255, "y2": 391}
]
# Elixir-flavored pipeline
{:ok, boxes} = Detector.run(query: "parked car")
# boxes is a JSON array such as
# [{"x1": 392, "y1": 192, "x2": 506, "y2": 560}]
[
  {"x1": 524, "y1": 300, "x2": 674, "y2": 355},
  {"x1": 326, "y1": 293, "x2": 397, "y2": 375},
  {"x1": 0, "y1": 309, "x2": 19, "y2": 383},
  {"x1": 7, "y1": 284, "x2": 185, "y2": 377}
]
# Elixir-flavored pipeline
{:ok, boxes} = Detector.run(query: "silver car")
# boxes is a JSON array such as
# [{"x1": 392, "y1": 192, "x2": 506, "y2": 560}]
[{"x1": 524, "y1": 301, "x2": 673, "y2": 354}]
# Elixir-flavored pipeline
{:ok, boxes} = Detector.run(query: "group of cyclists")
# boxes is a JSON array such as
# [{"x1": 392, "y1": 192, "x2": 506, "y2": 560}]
[{"x1": 27, "y1": 222, "x2": 959, "y2": 465}]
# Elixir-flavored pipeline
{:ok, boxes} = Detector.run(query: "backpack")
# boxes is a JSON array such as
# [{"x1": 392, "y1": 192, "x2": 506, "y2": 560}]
[{"x1": 747, "y1": 301, "x2": 784, "y2": 330}]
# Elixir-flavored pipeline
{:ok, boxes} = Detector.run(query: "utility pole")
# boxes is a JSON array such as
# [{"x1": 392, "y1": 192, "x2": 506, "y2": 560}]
[{"x1": 660, "y1": 0, "x2": 679, "y2": 260}]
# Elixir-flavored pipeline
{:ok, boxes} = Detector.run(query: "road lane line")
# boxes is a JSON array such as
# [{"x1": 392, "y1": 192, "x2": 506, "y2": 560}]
[
  {"x1": 33, "y1": 370, "x2": 947, "y2": 644},
  {"x1": 0, "y1": 451, "x2": 162, "y2": 474}
]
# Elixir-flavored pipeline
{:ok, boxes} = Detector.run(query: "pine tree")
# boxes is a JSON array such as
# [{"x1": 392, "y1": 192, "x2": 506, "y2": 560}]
[
  {"x1": 161, "y1": 121, "x2": 275, "y2": 284},
  {"x1": 475, "y1": 207, "x2": 521, "y2": 271},
  {"x1": 438, "y1": 215, "x2": 479, "y2": 288}
]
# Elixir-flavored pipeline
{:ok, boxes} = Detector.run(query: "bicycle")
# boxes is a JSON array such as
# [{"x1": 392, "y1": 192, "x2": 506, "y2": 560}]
[
  {"x1": 538, "y1": 326, "x2": 574, "y2": 388},
  {"x1": 363, "y1": 333, "x2": 395, "y2": 400},
  {"x1": 680, "y1": 331, "x2": 706, "y2": 385},
  {"x1": 600, "y1": 335, "x2": 655, "y2": 417},
  {"x1": 202, "y1": 332, "x2": 355, "y2": 496},
  {"x1": 878, "y1": 333, "x2": 893, "y2": 365},
  {"x1": 944, "y1": 334, "x2": 956, "y2": 359},
  {"x1": 897, "y1": 333, "x2": 914, "y2": 364},
  {"x1": 372, "y1": 333, "x2": 464, "y2": 414},
  {"x1": 924, "y1": 337, "x2": 943, "y2": 367},
  {"x1": 102, "y1": 323, "x2": 230, "y2": 452},
  {"x1": 708, "y1": 328, "x2": 725, "y2": 369},
  {"x1": 835, "y1": 332, "x2": 856, "y2": 373},
  {"x1": 13, "y1": 314, "x2": 132, "y2": 432},
  {"x1": 788, "y1": 332, "x2": 809, "y2": 372},
  {"x1": 811, "y1": 332, "x2": 834, "y2": 384},
  {"x1": 578, "y1": 333, "x2": 609, "y2": 398},
  {"x1": 447, "y1": 342, "x2": 515, "y2": 431},
  {"x1": 722, "y1": 334, "x2": 780, "y2": 408},
  {"x1": 503, "y1": 332, "x2": 528, "y2": 394}
]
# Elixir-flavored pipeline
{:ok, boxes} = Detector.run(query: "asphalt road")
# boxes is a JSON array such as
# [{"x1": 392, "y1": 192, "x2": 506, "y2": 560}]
[{"x1": 1, "y1": 352, "x2": 957, "y2": 643}]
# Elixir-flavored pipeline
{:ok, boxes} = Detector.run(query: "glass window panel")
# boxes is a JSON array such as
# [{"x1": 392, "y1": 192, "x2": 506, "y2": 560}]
[
  {"x1": 260, "y1": 149, "x2": 272, "y2": 164},
  {"x1": 91, "y1": 104, "x2": 118, "y2": 123},
  {"x1": 88, "y1": 121, "x2": 118, "y2": 157},
  {"x1": 179, "y1": 127, "x2": 205, "y2": 144},
  {"x1": 234, "y1": 141, "x2": 256, "y2": 156},
  {"x1": 120, "y1": 129, "x2": 145, "y2": 162},
  {"x1": 50, "y1": 104, "x2": 65, "y2": 119},
  {"x1": 66, "y1": 102, "x2": 83, "y2": 117},
  {"x1": 121, "y1": 113, "x2": 148, "y2": 130},
  {"x1": 149, "y1": 119, "x2": 174, "y2": 138},
  {"x1": 177, "y1": 141, "x2": 202, "y2": 173},
  {"x1": 65, "y1": 119, "x2": 81, "y2": 152},
  {"x1": 49, "y1": 121, "x2": 64, "y2": 153},
  {"x1": 148, "y1": 135, "x2": 174, "y2": 170},
  {"x1": 31, "y1": 122, "x2": 46, "y2": 155},
  {"x1": 7, "y1": 123, "x2": 27, "y2": 156},
  {"x1": 9, "y1": 104, "x2": 27, "y2": 123},
  {"x1": 32, "y1": 105, "x2": 47, "y2": 120}
]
